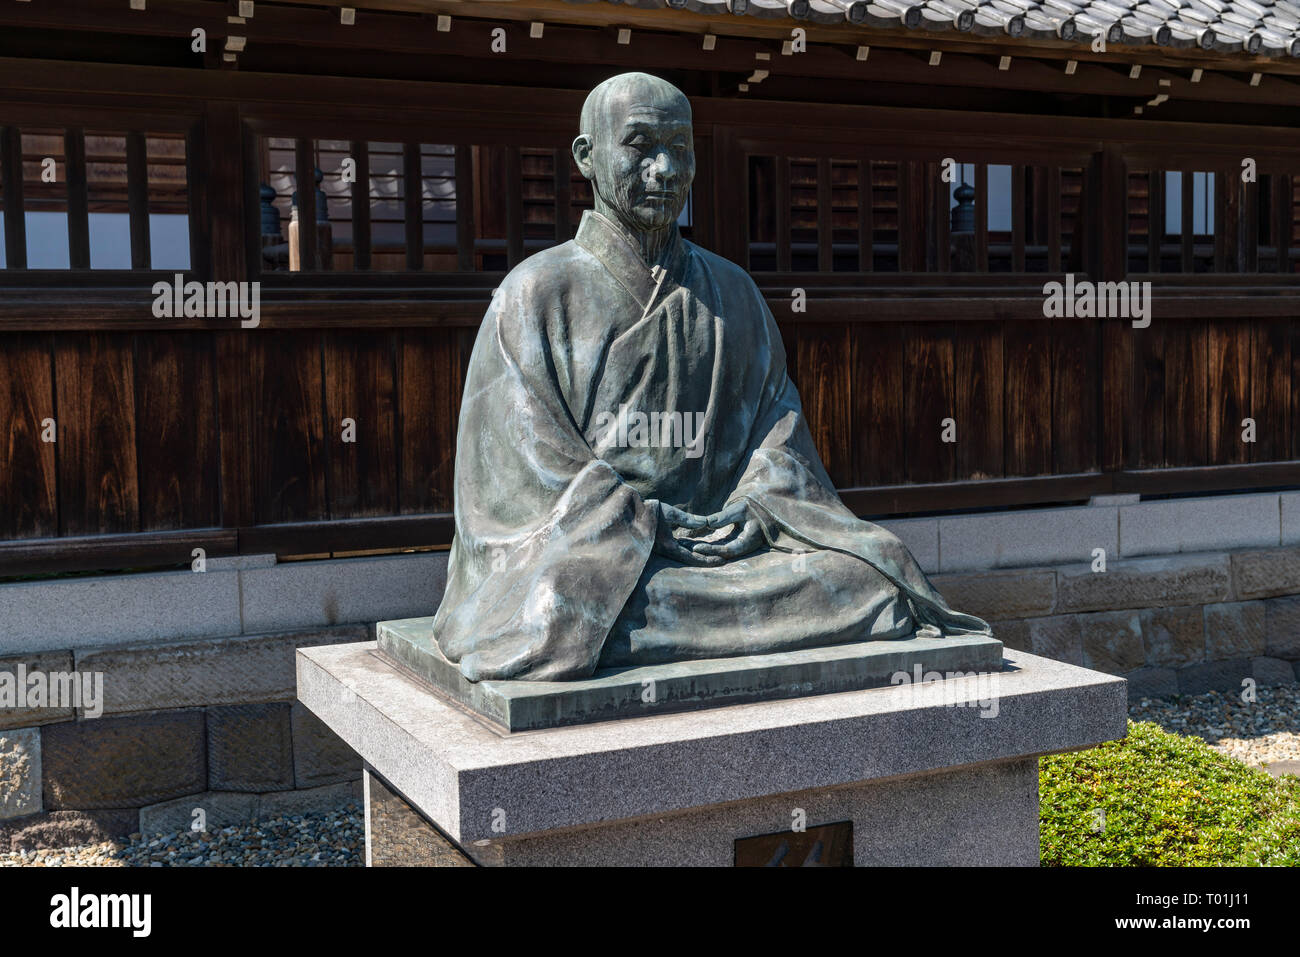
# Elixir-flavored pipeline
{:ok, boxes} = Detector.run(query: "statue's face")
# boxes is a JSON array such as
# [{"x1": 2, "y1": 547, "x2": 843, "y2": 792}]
[{"x1": 579, "y1": 78, "x2": 694, "y2": 232}]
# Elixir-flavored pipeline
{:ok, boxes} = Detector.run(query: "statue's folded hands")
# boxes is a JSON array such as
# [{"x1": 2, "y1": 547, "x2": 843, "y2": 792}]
[
  {"x1": 645, "y1": 499, "x2": 726, "y2": 567},
  {"x1": 691, "y1": 499, "x2": 765, "y2": 561}
]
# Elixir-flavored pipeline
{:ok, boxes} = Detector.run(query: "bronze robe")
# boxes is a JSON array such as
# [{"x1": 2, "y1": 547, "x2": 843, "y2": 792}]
[{"x1": 433, "y1": 210, "x2": 991, "y2": 681}]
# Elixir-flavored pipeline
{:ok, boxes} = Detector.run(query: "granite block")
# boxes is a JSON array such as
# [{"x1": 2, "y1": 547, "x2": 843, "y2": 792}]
[
  {"x1": 1263, "y1": 596, "x2": 1300, "y2": 659},
  {"x1": 291, "y1": 702, "x2": 361, "y2": 788},
  {"x1": 256, "y1": 780, "x2": 362, "y2": 818},
  {"x1": 929, "y1": 569, "x2": 1056, "y2": 621},
  {"x1": 1252, "y1": 656, "x2": 1297, "y2": 686},
  {"x1": 207, "y1": 703, "x2": 294, "y2": 793},
  {"x1": 937, "y1": 505, "x2": 1117, "y2": 573},
  {"x1": 0, "y1": 809, "x2": 138, "y2": 852},
  {"x1": 1204, "y1": 601, "x2": 1267, "y2": 659},
  {"x1": 459, "y1": 758, "x2": 1040, "y2": 867},
  {"x1": 0, "y1": 728, "x2": 41, "y2": 821},
  {"x1": 1122, "y1": 667, "x2": 1178, "y2": 702},
  {"x1": 240, "y1": 552, "x2": 448, "y2": 634},
  {"x1": 1177, "y1": 658, "x2": 1253, "y2": 696},
  {"x1": 0, "y1": 652, "x2": 77, "y2": 730},
  {"x1": 1025, "y1": 616, "x2": 1084, "y2": 666},
  {"x1": 138, "y1": 791, "x2": 258, "y2": 837},
  {"x1": 0, "y1": 567, "x2": 241, "y2": 654},
  {"x1": 1139, "y1": 605, "x2": 1205, "y2": 668},
  {"x1": 1056, "y1": 554, "x2": 1231, "y2": 614},
  {"x1": 1231, "y1": 546, "x2": 1300, "y2": 600},
  {"x1": 41, "y1": 710, "x2": 206, "y2": 810},
  {"x1": 74, "y1": 626, "x2": 367, "y2": 715},
  {"x1": 298, "y1": 641, "x2": 1126, "y2": 847},
  {"x1": 1079, "y1": 610, "x2": 1145, "y2": 674},
  {"x1": 1119, "y1": 493, "x2": 1279, "y2": 558}
]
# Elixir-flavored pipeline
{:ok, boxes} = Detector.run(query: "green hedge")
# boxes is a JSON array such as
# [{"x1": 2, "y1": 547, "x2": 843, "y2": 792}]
[{"x1": 1040, "y1": 720, "x2": 1300, "y2": 866}]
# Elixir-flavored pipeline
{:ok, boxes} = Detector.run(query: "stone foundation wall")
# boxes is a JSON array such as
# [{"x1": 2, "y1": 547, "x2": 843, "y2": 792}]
[
  {"x1": 6, "y1": 535, "x2": 1300, "y2": 847},
  {"x1": 0, "y1": 625, "x2": 366, "y2": 851},
  {"x1": 932, "y1": 546, "x2": 1300, "y2": 699}
]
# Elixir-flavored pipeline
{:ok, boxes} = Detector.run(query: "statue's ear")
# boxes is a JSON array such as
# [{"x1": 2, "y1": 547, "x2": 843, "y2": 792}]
[{"x1": 572, "y1": 134, "x2": 595, "y2": 179}]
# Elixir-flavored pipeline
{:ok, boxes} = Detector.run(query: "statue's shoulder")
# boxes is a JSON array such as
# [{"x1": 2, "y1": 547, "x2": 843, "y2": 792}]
[
  {"x1": 495, "y1": 240, "x2": 597, "y2": 303},
  {"x1": 685, "y1": 241, "x2": 763, "y2": 299}
]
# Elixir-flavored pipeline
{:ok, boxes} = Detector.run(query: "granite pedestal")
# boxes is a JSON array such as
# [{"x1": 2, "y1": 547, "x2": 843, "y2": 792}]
[{"x1": 296, "y1": 632, "x2": 1127, "y2": 867}]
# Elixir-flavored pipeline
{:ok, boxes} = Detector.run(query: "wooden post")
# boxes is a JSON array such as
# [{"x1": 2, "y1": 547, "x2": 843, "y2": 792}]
[
  {"x1": 505, "y1": 145, "x2": 523, "y2": 267},
  {"x1": 776, "y1": 155, "x2": 791, "y2": 272},
  {"x1": 65, "y1": 128, "x2": 90, "y2": 269},
  {"x1": 1, "y1": 126, "x2": 28, "y2": 269},
  {"x1": 456, "y1": 143, "x2": 475, "y2": 270},
  {"x1": 351, "y1": 139, "x2": 371, "y2": 271},
  {"x1": 1046, "y1": 165, "x2": 1060, "y2": 274},
  {"x1": 294, "y1": 136, "x2": 317, "y2": 272},
  {"x1": 126, "y1": 131, "x2": 151, "y2": 269},
  {"x1": 858, "y1": 157, "x2": 872, "y2": 272},
  {"x1": 1011, "y1": 164, "x2": 1025, "y2": 272},
  {"x1": 403, "y1": 141, "x2": 422, "y2": 271},
  {"x1": 817, "y1": 155, "x2": 832, "y2": 272}
]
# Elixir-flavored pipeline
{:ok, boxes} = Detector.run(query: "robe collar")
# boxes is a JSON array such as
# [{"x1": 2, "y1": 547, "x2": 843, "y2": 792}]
[{"x1": 575, "y1": 209, "x2": 688, "y2": 315}]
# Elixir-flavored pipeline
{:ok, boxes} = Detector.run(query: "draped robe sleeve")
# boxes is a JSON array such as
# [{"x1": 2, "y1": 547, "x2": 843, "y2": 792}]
[
  {"x1": 431, "y1": 256, "x2": 658, "y2": 681},
  {"x1": 720, "y1": 286, "x2": 990, "y2": 640}
]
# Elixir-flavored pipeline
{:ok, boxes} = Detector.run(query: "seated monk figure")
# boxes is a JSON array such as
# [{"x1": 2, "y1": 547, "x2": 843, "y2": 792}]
[{"x1": 432, "y1": 72, "x2": 991, "y2": 681}]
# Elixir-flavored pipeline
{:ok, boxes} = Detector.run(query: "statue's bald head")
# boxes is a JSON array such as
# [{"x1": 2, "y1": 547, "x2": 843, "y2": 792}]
[
  {"x1": 573, "y1": 73, "x2": 694, "y2": 235},
  {"x1": 579, "y1": 72, "x2": 690, "y2": 139}
]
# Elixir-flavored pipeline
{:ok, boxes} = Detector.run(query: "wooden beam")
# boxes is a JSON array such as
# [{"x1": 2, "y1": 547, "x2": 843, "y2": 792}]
[
  {"x1": 1181, "y1": 167, "x2": 1194, "y2": 272},
  {"x1": 0, "y1": 528, "x2": 238, "y2": 577}
]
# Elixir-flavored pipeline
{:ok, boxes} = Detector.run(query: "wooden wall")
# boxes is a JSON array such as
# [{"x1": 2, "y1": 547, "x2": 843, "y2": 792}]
[{"x1": 5, "y1": 65, "x2": 1300, "y2": 573}]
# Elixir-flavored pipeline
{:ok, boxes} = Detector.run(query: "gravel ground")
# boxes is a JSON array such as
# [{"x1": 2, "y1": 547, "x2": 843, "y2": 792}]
[
  {"x1": 1129, "y1": 682, "x2": 1300, "y2": 769},
  {"x1": 0, "y1": 803, "x2": 364, "y2": 868}
]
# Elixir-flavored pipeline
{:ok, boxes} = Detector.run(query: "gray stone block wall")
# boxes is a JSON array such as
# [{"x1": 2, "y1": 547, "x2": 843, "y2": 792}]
[
  {"x1": 7, "y1": 538, "x2": 1300, "y2": 844},
  {"x1": 936, "y1": 542, "x2": 1300, "y2": 701},
  {"x1": 0, "y1": 624, "x2": 367, "y2": 851}
]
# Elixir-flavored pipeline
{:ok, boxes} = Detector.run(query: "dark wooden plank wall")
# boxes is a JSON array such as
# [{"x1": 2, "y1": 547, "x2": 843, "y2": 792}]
[
  {"x1": 5, "y1": 83, "x2": 1300, "y2": 572},
  {"x1": 6, "y1": 316, "x2": 1295, "y2": 546}
]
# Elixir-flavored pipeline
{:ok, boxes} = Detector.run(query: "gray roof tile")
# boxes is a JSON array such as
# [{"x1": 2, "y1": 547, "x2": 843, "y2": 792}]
[{"x1": 572, "y1": 0, "x2": 1300, "y2": 57}]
